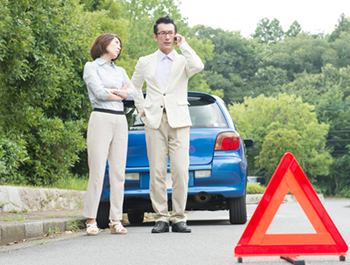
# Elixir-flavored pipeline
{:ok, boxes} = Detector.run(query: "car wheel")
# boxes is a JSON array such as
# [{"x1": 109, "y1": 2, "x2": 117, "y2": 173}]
[
  {"x1": 96, "y1": 201, "x2": 110, "y2": 229},
  {"x1": 127, "y1": 211, "x2": 144, "y2": 224},
  {"x1": 228, "y1": 194, "x2": 247, "y2": 224}
]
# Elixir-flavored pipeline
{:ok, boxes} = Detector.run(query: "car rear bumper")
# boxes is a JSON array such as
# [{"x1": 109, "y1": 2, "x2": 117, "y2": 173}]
[
  {"x1": 101, "y1": 151, "x2": 247, "y2": 202},
  {"x1": 121, "y1": 185, "x2": 245, "y2": 198}
]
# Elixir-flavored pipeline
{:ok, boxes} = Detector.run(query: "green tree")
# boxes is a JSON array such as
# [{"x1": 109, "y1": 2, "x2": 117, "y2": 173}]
[
  {"x1": 188, "y1": 25, "x2": 258, "y2": 103},
  {"x1": 329, "y1": 152, "x2": 350, "y2": 197},
  {"x1": 229, "y1": 94, "x2": 332, "y2": 182},
  {"x1": 285, "y1": 21, "x2": 301, "y2": 38},
  {"x1": 330, "y1": 32, "x2": 350, "y2": 68},
  {"x1": 282, "y1": 65, "x2": 350, "y2": 196},
  {"x1": 257, "y1": 33, "x2": 337, "y2": 81},
  {"x1": 253, "y1": 66, "x2": 289, "y2": 95},
  {"x1": 253, "y1": 18, "x2": 284, "y2": 44},
  {"x1": 328, "y1": 13, "x2": 350, "y2": 42},
  {"x1": 282, "y1": 64, "x2": 350, "y2": 105},
  {"x1": 186, "y1": 38, "x2": 222, "y2": 97},
  {"x1": 0, "y1": 0, "x2": 122, "y2": 185}
]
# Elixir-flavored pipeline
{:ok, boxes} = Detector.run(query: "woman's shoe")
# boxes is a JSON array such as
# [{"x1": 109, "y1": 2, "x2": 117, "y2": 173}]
[
  {"x1": 86, "y1": 222, "x2": 99, "y2": 236},
  {"x1": 109, "y1": 221, "x2": 127, "y2": 234}
]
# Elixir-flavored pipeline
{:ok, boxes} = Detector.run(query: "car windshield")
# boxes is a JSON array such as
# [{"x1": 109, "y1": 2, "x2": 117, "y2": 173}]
[{"x1": 125, "y1": 95, "x2": 228, "y2": 130}]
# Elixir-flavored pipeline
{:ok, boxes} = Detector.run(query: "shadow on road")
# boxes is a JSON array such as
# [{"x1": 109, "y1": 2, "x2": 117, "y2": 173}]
[{"x1": 126, "y1": 219, "x2": 239, "y2": 227}]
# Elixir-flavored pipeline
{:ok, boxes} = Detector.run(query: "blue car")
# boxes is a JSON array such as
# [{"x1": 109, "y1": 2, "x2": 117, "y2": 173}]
[{"x1": 96, "y1": 92, "x2": 254, "y2": 228}]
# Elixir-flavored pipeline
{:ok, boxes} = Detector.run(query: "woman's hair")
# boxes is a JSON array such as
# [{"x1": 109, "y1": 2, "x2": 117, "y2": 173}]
[{"x1": 90, "y1": 33, "x2": 122, "y2": 61}]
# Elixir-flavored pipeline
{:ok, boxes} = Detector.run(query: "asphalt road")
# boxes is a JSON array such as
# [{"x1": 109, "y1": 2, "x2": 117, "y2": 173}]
[{"x1": 0, "y1": 199, "x2": 349, "y2": 265}]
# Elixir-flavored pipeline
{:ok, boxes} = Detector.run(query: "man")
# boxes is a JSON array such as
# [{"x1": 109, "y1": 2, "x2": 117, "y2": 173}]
[{"x1": 132, "y1": 15, "x2": 204, "y2": 233}]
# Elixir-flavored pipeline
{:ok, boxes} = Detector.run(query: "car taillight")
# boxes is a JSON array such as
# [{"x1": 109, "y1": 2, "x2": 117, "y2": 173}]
[{"x1": 214, "y1": 132, "x2": 240, "y2": 151}]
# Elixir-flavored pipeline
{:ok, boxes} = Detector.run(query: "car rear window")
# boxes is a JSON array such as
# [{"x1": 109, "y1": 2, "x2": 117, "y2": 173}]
[
  {"x1": 188, "y1": 97, "x2": 228, "y2": 128},
  {"x1": 125, "y1": 96, "x2": 228, "y2": 130}
]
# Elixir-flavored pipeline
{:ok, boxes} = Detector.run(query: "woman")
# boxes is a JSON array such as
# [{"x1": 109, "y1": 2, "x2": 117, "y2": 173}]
[{"x1": 82, "y1": 33, "x2": 137, "y2": 235}]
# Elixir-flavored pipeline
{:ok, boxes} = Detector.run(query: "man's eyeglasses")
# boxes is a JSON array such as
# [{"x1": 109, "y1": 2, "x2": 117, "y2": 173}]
[{"x1": 157, "y1": 31, "x2": 175, "y2": 37}]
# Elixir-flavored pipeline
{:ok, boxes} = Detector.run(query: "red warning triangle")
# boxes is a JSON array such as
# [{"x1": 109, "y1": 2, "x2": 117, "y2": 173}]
[{"x1": 234, "y1": 152, "x2": 348, "y2": 257}]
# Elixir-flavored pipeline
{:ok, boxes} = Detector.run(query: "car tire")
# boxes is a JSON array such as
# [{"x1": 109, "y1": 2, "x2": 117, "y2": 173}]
[
  {"x1": 228, "y1": 194, "x2": 247, "y2": 224},
  {"x1": 96, "y1": 201, "x2": 110, "y2": 229},
  {"x1": 127, "y1": 211, "x2": 144, "y2": 224}
]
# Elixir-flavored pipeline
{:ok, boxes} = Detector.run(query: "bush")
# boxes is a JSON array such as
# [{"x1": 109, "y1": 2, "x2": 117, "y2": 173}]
[
  {"x1": 229, "y1": 94, "x2": 332, "y2": 183},
  {"x1": 0, "y1": 136, "x2": 28, "y2": 184},
  {"x1": 0, "y1": 0, "x2": 100, "y2": 185},
  {"x1": 247, "y1": 183, "x2": 266, "y2": 194},
  {"x1": 25, "y1": 118, "x2": 86, "y2": 186}
]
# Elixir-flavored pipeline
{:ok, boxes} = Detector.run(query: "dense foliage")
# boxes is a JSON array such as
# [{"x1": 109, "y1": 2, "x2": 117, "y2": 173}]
[
  {"x1": 230, "y1": 94, "x2": 332, "y2": 183},
  {"x1": 0, "y1": 0, "x2": 124, "y2": 184},
  {"x1": 189, "y1": 15, "x2": 350, "y2": 197},
  {"x1": 1, "y1": 0, "x2": 349, "y2": 196}
]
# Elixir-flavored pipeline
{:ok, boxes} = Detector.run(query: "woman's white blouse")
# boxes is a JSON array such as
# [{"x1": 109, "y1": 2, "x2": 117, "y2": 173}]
[{"x1": 83, "y1": 58, "x2": 137, "y2": 111}]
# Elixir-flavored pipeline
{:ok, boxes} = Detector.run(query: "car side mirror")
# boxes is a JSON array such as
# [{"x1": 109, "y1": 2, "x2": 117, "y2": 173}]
[{"x1": 243, "y1": 139, "x2": 254, "y2": 149}]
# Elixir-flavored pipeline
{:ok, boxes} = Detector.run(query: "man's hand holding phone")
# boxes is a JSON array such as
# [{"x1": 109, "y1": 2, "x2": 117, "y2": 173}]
[{"x1": 174, "y1": 33, "x2": 186, "y2": 48}]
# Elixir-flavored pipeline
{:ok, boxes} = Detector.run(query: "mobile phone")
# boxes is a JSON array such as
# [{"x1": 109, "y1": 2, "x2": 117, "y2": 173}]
[{"x1": 175, "y1": 37, "x2": 178, "y2": 44}]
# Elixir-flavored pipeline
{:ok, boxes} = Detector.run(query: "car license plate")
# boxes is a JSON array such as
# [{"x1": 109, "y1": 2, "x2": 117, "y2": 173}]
[{"x1": 166, "y1": 172, "x2": 172, "y2": 189}]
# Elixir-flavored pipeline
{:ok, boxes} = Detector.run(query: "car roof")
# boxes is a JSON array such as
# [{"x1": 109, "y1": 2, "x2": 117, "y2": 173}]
[
  {"x1": 187, "y1": 91, "x2": 217, "y2": 101},
  {"x1": 125, "y1": 91, "x2": 222, "y2": 105},
  {"x1": 124, "y1": 91, "x2": 236, "y2": 130},
  {"x1": 187, "y1": 92, "x2": 228, "y2": 106}
]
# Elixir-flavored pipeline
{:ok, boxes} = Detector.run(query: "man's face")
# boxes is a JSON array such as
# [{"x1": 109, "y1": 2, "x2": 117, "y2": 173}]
[{"x1": 153, "y1": 23, "x2": 176, "y2": 54}]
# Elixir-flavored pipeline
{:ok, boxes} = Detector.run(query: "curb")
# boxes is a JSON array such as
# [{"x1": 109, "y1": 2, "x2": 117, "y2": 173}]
[
  {"x1": 0, "y1": 185, "x2": 87, "y2": 246},
  {"x1": 0, "y1": 184, "x2": 325, "y2": 246},
  {"x1": 0, "y1": 185, "x2": 86, "y2": 212},
  {"x1": 0, "y1": 216, "x2": 86, "y2": 246}
]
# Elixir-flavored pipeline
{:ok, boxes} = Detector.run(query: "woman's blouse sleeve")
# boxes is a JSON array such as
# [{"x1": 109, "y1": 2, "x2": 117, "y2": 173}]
[
  {"x1": 122, "y1": 68, "x2": 138, "y2": 100},
  {"x1": 83, "y1": 62, "x2": 110, "y2": 101}
]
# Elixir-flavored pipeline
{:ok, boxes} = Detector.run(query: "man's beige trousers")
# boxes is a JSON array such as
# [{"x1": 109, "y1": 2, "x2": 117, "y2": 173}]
[
  {"x1": 82, "y1": 111, "x2": 128, "y2": 221},
  {"x1": 145, "y1": 112, "x2": 190, "y2": 224}
]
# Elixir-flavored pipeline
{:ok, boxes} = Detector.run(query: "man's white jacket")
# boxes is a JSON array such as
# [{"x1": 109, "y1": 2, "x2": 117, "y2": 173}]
[{"x1": 131, "y1": 42, "x2": 204, "y2": 129}]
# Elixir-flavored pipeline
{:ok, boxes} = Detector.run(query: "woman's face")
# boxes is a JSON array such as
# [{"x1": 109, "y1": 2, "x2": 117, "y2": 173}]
[{"x1": 106, "y1": 37, "x2": 121, "y2": 60}]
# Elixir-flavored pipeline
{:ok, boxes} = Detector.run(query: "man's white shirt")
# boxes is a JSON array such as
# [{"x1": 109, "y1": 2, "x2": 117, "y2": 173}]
[{"x1": 155, "y1": 49, "x2": 175, "y2": 91}]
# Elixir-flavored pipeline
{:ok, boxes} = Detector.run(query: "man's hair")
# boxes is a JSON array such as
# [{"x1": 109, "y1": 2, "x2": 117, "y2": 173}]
[
  {"x1": 90, "y1": 33, "x2": 122, "y2": 61},
  {"x1": 153, "y1": 15, "x2": 177, "y2": 35}
]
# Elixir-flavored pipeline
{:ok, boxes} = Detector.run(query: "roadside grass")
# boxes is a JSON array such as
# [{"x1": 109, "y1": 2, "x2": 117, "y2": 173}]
[
  {"x1": 66, "y1": 219, "x2": 84, "y2": 232},
  {"x1": 66, "y1": 212, "x2": 85, "y2": 231},
  {"x1": 47, "y1": 225, "x2": 61, "y2": 236},
  {"x1": 33, "y1": 241, "x2": 49, "y2": 246},
  {"x1": 3, "y1": 175, "x2": 89, "y2": 191},
  {"x1": 48, "y1": 175, "x2": 88, "y2": 191},
  {"x1": 0, "y1": 213, "x2": 27, "y2": 222}
]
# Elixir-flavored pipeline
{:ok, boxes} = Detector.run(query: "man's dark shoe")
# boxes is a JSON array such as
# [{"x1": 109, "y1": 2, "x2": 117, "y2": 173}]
[
  {"x1": 151, "y1": 221, "x2": 169, "y2": 233},
  {"x1": 172, "y1": 221, "x2": 191, "y2": 233}
]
